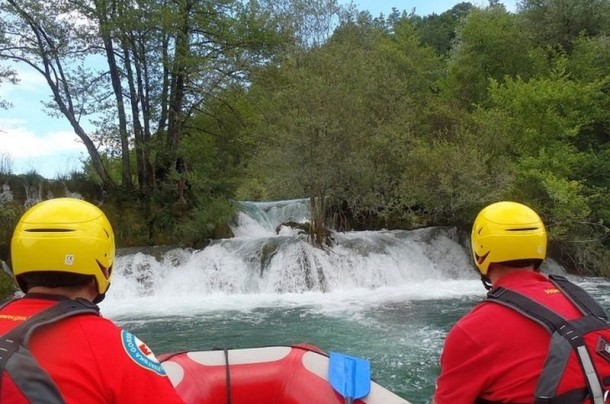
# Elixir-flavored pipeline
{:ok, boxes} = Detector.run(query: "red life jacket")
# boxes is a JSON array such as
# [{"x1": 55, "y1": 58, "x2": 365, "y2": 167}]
[
  {"x1": 0, "y1": 298, "x2": 99, "y2": 403},
  {"x1": 485, "y1": 275, "x2": 610, "y2": 404}
]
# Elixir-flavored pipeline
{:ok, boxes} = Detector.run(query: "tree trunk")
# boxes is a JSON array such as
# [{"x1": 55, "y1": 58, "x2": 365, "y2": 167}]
[
  {"x1": 102, "y1": 34, "x2": 133, "y2": 189},
  {"x1": 309, "y1": 194, "x2": 328, "y2": 247}
]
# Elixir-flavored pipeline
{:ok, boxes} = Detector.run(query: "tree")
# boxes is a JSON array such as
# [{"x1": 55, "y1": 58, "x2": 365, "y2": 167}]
[
  {"x1": 0, "y1": 0, "x2": 288, "y2": 198},
  {"x1": 473, "y1": 63, "x2": 610, "y2": 273},
  {"x1": 0, "y1": 0, "x2": 116, "y2": 189},
  {"x1": 517, "y1": 0, "x2": 610, "y2": 53},
  {"x1": 411, "y1": 2, "x2": 473, "y2": 56},
  {"x1": 244, "y1": 15, "x2": 442, "y2": 238},
  {"x1": 443, "y1": 5, "x2": 538, "y2": 109}
]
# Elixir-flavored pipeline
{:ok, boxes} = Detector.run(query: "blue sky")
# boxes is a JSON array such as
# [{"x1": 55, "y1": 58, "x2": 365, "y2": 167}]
[
  {"x1": 0, "y1": 0, "x2": 518, "y2": 179},
  {"x1": 355, "y1": 0, "x2": 517, "y2": 17}
]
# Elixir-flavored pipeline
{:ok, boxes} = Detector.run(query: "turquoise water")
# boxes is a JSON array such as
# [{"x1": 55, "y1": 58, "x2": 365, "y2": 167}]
[
  {"x1": 104, "y1": 277, "x2": 610, "y2": 404},
  {"x1": 110, "y1": 296, "x2": 476, "y2": 403},
  {"x1": 99, "y1": 201, "x2": 610, "y2": 404}
]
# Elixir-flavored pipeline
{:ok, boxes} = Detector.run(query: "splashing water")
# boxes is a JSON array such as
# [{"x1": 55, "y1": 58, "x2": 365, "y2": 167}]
[
  {"x1": 103, "y1": 216, "x2": 482, "y2": 319},
  {"x1": 100, "y1": 199, "x2": 597, "y2": 404}
]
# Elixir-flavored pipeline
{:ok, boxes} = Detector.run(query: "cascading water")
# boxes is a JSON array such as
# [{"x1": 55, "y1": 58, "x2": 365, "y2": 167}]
[
  {"x1": 100, "y1": 199, "x2": 604, "y2": 404},
  {"x1": 232, "y1": 199, "x2": 311, "y2": 236},
  {"x1": 0, "y1": 183, "x2": 13, "y2": 204},
  {"x1": 1, "y1": 194, "x2": 607, "y2": 403},
  {"x1": 102, "y1": 199, "x2": 486, "y2": 318}
]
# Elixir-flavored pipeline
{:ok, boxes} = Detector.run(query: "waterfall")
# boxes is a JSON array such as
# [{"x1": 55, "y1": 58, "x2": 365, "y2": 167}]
[
  {"x1": 102, "y1": 199, "x2": 568, "y2": 318},
  {"x1": 0, "y1": 180, "x2": 83, "y2": 209},
  {"x1": 0, "y1": 183, "x2": 13, "y2": 204},
  {"x1": 107, "y1": 200, "x2": 479, "y2": 299},
  {"x1": 232, "y1": 199, "x2": 310, "y2": 237},
  {"x1": 96, "y1": 199, "x2": 603, "y2": 404}
]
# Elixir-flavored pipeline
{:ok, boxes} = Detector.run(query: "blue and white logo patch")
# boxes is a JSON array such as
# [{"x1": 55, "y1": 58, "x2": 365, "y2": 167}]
[{"x1": 121, "y1": 330, "x2": 166, "y2": 376}]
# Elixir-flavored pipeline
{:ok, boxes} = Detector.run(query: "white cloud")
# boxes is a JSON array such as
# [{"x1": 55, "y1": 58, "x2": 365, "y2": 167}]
[
  {"x1": 0, "y1": 119, "x2": 82, "y2": 157},
  {"x1": 0, "y1": 64, "x2": 48, "y2": 98},
  {"x1": 0, "y1": 118, "x2": 85, "y2": 177},
  {"x1": 0, "y1": 61, "x2": 97, "y2": 178},
  {"x1": 14, "y1": 68, "x2": 47, "y2": 90}
]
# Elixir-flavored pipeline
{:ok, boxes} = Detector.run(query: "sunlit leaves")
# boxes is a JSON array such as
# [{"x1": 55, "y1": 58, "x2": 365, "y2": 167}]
[{"x1": 444, "y1": 6, "x2": 535, "y2": 108}]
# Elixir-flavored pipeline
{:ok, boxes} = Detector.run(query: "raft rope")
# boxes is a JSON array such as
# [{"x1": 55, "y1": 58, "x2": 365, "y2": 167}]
[{"x1": 224, "y1": 348, "x2": 232, "y2": 404}]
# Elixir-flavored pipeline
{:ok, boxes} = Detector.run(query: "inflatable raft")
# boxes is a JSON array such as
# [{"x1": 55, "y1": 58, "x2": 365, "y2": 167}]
[{"x1": 159, "y1": 344, "x2": 411, "y2": 404}]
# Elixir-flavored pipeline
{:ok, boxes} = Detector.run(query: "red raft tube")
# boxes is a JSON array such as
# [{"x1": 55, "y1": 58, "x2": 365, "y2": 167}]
[{"x1": 159, "y1": 344, "x2": 412, "y2": 404}]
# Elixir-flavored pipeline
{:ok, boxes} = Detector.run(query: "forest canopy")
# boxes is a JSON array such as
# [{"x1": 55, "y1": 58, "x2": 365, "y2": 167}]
[{"x1": 1, "y1": 0, "x2": 610, "y2": 276}]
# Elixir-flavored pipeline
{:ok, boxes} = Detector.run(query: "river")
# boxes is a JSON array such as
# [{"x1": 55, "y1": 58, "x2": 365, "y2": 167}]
[{"x1": 99, "y1": 199, "x2": 610, "y2": 404}]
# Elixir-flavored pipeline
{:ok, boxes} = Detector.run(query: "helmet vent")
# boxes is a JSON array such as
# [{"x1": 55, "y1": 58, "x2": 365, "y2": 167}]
[
  {"x1": 97, "y1": 260, "x2": 111, "y2": 278},
  {"x1": 507, "y1": 227, "x2": 538, "y2": 231},
  {"x1": 476, "y1": 251, "x2": 490, "y2": 265},
  {"x1": 26, "y1": 228, "x2": 74, "y2": 232}
]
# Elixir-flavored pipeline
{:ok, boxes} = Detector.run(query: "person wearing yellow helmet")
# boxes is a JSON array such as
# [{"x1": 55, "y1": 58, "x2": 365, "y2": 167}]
[
  {"x1": 0, "y1": 198, "x2": 184, "y2": 403},
  {"x1": 11, "y1": 197, "x2": 115, "y2": 303},
  {"x1": 433, "y1": 201, "x2": 610, "y2": 404},
  {"x1": 471, "y1": 200, "x2": 547, "y2": 290}
]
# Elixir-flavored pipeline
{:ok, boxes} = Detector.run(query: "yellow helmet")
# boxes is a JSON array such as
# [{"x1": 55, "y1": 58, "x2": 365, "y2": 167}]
[
  {"x1": 471, "y1": 201, "x2": 547, "y2": 275},
  {"x1": 11, "y1": 198, "x2": 115, "y2": 295}
]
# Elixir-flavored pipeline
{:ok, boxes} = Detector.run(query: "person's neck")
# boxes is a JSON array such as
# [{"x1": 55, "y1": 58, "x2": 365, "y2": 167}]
[
  {"x1": 27, "y1": 286, "x2": 96, "y2": 302},
  {"x1": 488, "y1": 265, "x2": 536, "y2": 285}
]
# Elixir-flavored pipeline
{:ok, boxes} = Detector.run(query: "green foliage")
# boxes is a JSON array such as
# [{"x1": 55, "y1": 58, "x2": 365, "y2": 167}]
[
  {"x1": 511, "y1": 165, "x2": 590, "y2": 238},
  {"x1": 0, "y1": 201, "x2": 22, "y2": 261},
  {"x1": 0, "y1": 268, "x2": 16, "y2": 300},
  {"x1": 568, "y1": 35, "x2": 610, "y2": 81},
  {"x1": 518, "y1": 0, "x2": 610, "y2": 53},
  {"x1": 401, "y1": 129, "x2": 511, "y2": 226},
  {"x1": 411, "y1": 2, "x2": 473, "y2": 56},
  {"x1": 245, "y1": 16, "x2": 442, "y2": 232},
  {"x1": 101, "y1": 200, "x2": 152, "y2": 247},
  {"x1": 472, "y1": 56, "x2": 610, "y2": 273},
  {"x1": 176, "y1": 198, "x2": 236, "y2": 243},
  {"x1": 443, "y1": 6, "x2": 537, "y2": 108},
  {"x1": 487, "y1": 68, "x2": 602, "y2": 152},
  {"x1": 4, "y1": 1, "x2": 610, "y2": 275}
]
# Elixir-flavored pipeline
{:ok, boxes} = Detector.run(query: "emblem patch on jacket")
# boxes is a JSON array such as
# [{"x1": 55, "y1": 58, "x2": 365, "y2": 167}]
[
  {"x1": 597, "y1": 337, "x2": 610, "y2": 362},
  {"x1": 121, "y1": 330, "x2": 167, "y2": 375}
]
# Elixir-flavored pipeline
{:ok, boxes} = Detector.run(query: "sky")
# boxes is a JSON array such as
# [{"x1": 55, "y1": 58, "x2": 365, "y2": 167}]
[
  {"x1": 354, "y1": 0, "x2": 517, "y2": 18},
  {"x1": 0, "y1": 0, "x2": 518, "y2": 179}
]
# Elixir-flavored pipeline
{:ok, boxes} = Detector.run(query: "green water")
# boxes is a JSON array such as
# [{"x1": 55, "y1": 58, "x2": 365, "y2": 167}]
[
  {"x1": 111, "y1": 294, "x2": 479, "y2": 403},
  {"x1": 108, "y1": 277, "x2": 610, "y2": 404},
  {"x1": 104, "y1": 208, "x2": 610, "y2": 404}
]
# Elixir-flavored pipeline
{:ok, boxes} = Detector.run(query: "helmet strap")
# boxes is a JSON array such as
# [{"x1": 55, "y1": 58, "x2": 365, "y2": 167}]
[
  {"x1": 93, "y1": 293, "x2": 105, "y2": 304},
  {"x1": 480, "y1": 275, "x2": 492, "y2": 291}
]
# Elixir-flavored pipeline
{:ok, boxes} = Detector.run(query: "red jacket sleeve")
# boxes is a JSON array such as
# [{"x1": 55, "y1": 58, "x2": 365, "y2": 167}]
[
  {"x1": 112, "y1": 330, "x2": 184, "y2": 403},
  {"x1": 29, "y1": 312, "x2": 185, "y2": 403},
  {"x1": 433, "y1": 324, "x2": 491, "y2": 404}
]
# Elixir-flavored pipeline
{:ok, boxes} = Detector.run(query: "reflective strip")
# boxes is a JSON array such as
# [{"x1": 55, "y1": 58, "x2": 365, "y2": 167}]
[
  {"x1": 535, "y1": 332, "x2": 572, "y2": 398},
  {"x1": 5, "y1": 346, "x2": 64, "y2": 403},
  {"x1": 576, "y1": 345, "x2": 604, "y2": 404}
]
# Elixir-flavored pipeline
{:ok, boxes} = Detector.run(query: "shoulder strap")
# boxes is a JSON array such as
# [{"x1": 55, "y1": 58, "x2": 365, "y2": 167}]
[
  {"x1": 485, "y1": 285, "x2": 607, "y2": 404},
  {"x1": 485, "y1": 287, "x2": 568, "y2": 334},
  {"x1": 0, "y1": 298, "x2": 99, "y2": 356},
  {"x1": 548, "y1": 275, "x2": 608, "y2": 320},
  {"x1": 0, "y1": 298, "x2": 99, "y2": 403},
  {"x1": 486, "y1": 280, "x2": 609, "y2": 339}
]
